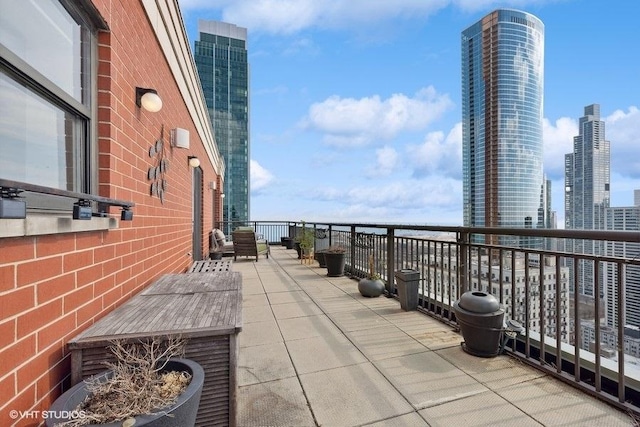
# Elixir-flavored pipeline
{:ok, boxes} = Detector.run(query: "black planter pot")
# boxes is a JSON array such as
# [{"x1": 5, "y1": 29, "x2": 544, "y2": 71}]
[
  {"x1": 324, "y1": 252, "x2": 346, "y2": 277},
  {"x1": 210, "y1": 251, "x2": 223, "y2": 260},
  {"x1": 283, "y1": 237, "x2": 294, "y2": 249},
  {"x1": 46, "y1": 358, "x2": 204, "y2": 427},
  {"x1": 358, "y1": 278, "x2": 385, "y2": 297},
  {"x1": 314, "y1": 250, "x2": 327, "y2": 268},
  {"x1": 294, "y1": 242, "x2": 302, "y2": 259}
]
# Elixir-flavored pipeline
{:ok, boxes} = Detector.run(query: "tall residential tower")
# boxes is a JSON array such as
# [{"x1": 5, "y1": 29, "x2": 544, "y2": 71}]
[
  {"x1": 195, "y1": 21, "x2": 250, "y2": 232},
  {"x1": 461, "y1": 10, "x2": 545, "y2": 246},
  {"x1": 564, "y1": 104, "x2": 611, "y2": 297}
]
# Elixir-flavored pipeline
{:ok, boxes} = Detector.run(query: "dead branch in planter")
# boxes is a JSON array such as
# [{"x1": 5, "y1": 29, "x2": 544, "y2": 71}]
[{"x1": 55, "y1": 336, "x2": 189, "y2": 427}]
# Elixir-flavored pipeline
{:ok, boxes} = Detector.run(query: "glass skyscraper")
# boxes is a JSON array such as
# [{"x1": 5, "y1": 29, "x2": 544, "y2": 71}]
[
  {"x1": 565, "y1": 104, "x2": 611, "y2": 297},
  {"x1": 461, "y1": 10, "x2": 545, "y2": 246},
  {"x1": 195, "y1": 21, "x2": 249, "y2": 231}
]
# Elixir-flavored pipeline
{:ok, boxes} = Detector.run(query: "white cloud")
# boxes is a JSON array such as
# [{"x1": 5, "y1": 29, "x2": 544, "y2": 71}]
[
  {"x1": 542, "y1": 116, "x2": 577, "y2": 180},
  {"x1": 606, "y1": 106, "x2": 640, "y2": 178},
  {"x1": 312, "y1": 177, "x2": 461, "y2": 209},
  {"x1": 407, "y1": 122, "x2": 462, "y2": 178},
  {"x1": 303, "y1": 87, "x2": 453, "y2": 147},
  {"x1": 370, "y1": 146, "x2": 398, "y2": 177},
  {"x1": 250, "y1": 160, "x2": 274, "y2": 192}
]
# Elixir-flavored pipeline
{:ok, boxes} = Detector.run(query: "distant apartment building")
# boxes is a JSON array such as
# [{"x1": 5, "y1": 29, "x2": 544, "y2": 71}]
[
  {"x1": 581, "y1": 322, "x2": 640, "y2": 359},
  {"x1": 605, "y1": 195, "x2": 640, "y2": 329},
  {"x1": 564, "y1": 104, "x2": 611, "y2": 297},
  {"x1": 461, "y1": 9, "x2": 546, "y2": 247},
  {"x1": 423, "y1": 247, "x2": 570, "y2": 341},
  {"x1": 194, "y1": 21, "x2": 250, "y2": 232}
]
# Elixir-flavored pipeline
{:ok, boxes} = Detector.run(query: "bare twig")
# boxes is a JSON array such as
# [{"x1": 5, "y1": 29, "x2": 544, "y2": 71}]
[{"x1": 55, "y1": 337, "x2": 189, "y2": 427}]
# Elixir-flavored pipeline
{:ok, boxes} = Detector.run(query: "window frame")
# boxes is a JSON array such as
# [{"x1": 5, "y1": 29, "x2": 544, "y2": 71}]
[{"x1": 0, "y1": 0, "x2": 107, "y2": 212}]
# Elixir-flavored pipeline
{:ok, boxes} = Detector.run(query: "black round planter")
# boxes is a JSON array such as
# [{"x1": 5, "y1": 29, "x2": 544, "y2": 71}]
[
  {"x1": 210, "y1": 251, "x2": 223, "y2": 260},
  {"x1": 314, "y1": 250, "x2": 327, "y2": 268},
  {"x1": 46, "y1": 358, "x2": 204, "y2": 427},
  {"x1": 358, "y1": 278, "x2": 384, "y2": 297},
  {"x1": 283, "y1": 237, "x2": 294, "y2": 250},
  {"x1": 324, "y1": 252, "x2": 346, "y2": 277}
]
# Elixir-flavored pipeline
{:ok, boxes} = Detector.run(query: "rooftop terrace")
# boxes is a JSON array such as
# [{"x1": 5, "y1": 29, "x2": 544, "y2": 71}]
[{"x1": 234, "y1": 245, "x2": 634, "y2": 426}]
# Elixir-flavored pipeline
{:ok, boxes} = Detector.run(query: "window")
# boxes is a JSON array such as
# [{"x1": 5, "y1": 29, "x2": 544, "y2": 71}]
[{"x1": 0, "y1": 0, "x2": 104, "y2": 206}]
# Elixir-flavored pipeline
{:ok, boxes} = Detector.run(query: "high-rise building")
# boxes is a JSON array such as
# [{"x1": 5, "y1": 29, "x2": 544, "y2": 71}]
[
  {"x1": 461, "y1": 10, "x2": 545, "y2": 247},
  {"x1": 195, "y1": 21, "x2": 250, "y2": 232},
  {"x1": 605, "y1": 196, "x2": 640, "y2": 329},
  {"x1": 564, "y1": 104, "x2": 611, "y2": 297}
]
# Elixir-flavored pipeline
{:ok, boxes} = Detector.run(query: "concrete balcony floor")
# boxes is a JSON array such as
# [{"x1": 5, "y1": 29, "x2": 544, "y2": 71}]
[{"x1": 234, "y1": 246, "x2": 634, "y2": 426}]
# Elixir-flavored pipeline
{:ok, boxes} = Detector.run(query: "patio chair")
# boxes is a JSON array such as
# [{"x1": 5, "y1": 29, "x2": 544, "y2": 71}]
[
  {"x1": 231, "y1": 228, "x2": 270, "y2": 261},
  {"x1": 209, "y1": 229, "x2": 235, "y2": 259}
]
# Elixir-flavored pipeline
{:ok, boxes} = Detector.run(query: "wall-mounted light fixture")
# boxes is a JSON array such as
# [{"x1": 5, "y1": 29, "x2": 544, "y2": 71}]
[
  {"x1": 220, "y1": 193, "x2": 225, "y2": 199},
  {"x1": 135, "y1": 87, "x2": 163, "y2": 112},
  {"x1": 188, "y1": 156, "x2": 200, "y2": 168}
]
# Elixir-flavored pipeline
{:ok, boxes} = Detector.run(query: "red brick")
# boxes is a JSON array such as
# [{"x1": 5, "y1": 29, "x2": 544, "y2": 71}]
[
  {"x1": 76, "y1": 299, "x2": 103, "y2": 327},
  {"x1": 63, "y1": 249, "x2": 94, "y2": 273},
  {"x1": 36, "y1": 273, "x2": 75, "y2": 304},
  {"x1": 102, "y1": 286, "x2": 124, "y2": 310},
  {"x1": 0, "y1": 319, "x2": 16, "y2": 349},
  {"x1": 17, "y1": 300, "x2": 62, "y2": 337},
  {"x1": 3, "y1": 384, "x2": 36, "y2": 427},
  {"x1": 0, "y1": 375, "x2": 15, "y2": 415},
  {"x1": 94, "y1": 245, "x2": 115, "y2": 263},
  {"x1": 63, "y1": 286, "x2": 93, "y2": 314},
  {"x1": 0, "y1": 287, "x2": 34, "y2": 319},
  {"x1": 17, "y1": 346, "x2": 61, "y2": 391},
  {"x1": 0, "y1": 237, "x2": 35, "y2": 263},
  {"x1": 102, "y1": 258, "x2": 122, "y2": 277},
  {"x1": 75, "y1": 232, "x2": 104, "y2": 250},
  {"x1": 36, "y1": 354, "x2": 70, "y2": 402},
  {"x1": 76, "y1": 264, "x2": 103, "y2": 287},
  {"x1": 0, "y1": 264, "x2": 15, "y2": 292},
  {"x1": 37, "y1": 314, "x2": 75, "y2": 351},
  {"x1": 17, "y1": 257, "x2": 62, "y2": 287},
  {"x1": 93, "y1": 275, "x2": 115, "y2": 298},
  {"x1": 0, "y1": 335, "x2": 36, "y2": 379},
  {"x1": 35, "y1": 234, "x2": 75, "y2": 258}
]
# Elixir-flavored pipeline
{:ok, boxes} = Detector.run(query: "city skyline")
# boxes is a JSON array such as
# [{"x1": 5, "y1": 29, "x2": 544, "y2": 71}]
[{"x1": 177, "y1": 0, "x2": 640, "y2": 226}]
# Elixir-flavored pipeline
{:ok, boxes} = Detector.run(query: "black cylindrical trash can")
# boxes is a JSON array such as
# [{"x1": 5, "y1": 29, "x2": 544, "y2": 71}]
[
  {"x1": 395, "y1": 269, "x2": 420, "y2": 311},
  {"x1": 453, "y1": 291, "x2": 504, "y2": 357}
]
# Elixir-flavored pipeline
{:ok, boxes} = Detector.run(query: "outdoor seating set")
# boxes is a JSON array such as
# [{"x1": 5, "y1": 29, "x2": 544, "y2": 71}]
[{"x1": 209, "y1": 227, "x2": 270, "y2": 261}]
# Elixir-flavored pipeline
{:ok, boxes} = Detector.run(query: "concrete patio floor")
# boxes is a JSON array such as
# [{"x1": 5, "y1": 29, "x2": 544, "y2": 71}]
[{"x1": 234, "y1": 246, "x2": 635, "y2": 426}]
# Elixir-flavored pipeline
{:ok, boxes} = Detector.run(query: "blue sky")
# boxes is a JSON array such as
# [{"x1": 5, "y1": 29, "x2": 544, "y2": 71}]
[{"x1": 177, "y1": 0, "x2": 640, "y2": 226}]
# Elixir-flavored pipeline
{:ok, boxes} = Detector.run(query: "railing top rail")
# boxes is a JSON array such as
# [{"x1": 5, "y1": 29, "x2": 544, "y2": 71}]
[{"x1": 227, "y1": 221, "x2": 640, "y2": 243}]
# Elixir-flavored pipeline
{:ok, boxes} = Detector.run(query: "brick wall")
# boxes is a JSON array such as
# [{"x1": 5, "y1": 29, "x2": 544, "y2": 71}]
[{"x1": 0, "y1": 1, "x2": 221, "y2": 425}]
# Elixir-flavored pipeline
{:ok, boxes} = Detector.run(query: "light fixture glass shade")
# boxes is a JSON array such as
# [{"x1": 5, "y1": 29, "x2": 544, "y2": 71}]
[
  {"x1": 140, "y1": 92, "x2": 163, "y2": 112},
  {"x1": 188, "y1": 157, "x2": 200, "y2": 168}
]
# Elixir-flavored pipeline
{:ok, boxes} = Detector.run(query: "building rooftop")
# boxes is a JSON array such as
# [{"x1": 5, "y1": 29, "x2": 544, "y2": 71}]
[{"x1": 234, "y1": 246, "x2": 634, "y2": 426}]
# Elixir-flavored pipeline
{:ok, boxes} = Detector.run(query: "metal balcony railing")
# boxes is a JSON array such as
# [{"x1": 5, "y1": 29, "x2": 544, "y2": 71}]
[{"x1": 218, "y1": 220, "x2": 640, "y2": 415}]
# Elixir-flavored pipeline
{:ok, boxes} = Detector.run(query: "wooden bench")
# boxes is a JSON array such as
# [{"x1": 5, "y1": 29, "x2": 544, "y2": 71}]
[
  {"x1": 189, "y1": 259, "x2": 233, "y2": 273},
  {"x1": 68, "y1": 271, "x2": 242, "y2": 427}
]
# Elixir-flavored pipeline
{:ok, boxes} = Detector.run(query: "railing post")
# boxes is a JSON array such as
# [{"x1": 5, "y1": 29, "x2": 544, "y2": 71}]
[
  {"x1": 349, "y1": 225, "x2": 356, "y2": 275},
  {"x1": 386, "y1": 228, "x2": 395, "y2": 296},
  {"x1": 459, "y1": 230, "x2": 469, "y2": 295}
]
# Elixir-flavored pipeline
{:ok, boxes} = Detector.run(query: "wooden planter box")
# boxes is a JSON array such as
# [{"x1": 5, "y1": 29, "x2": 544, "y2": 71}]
[{"x1": 68, "y1": 271, "x2": 242, "y2": 427}]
